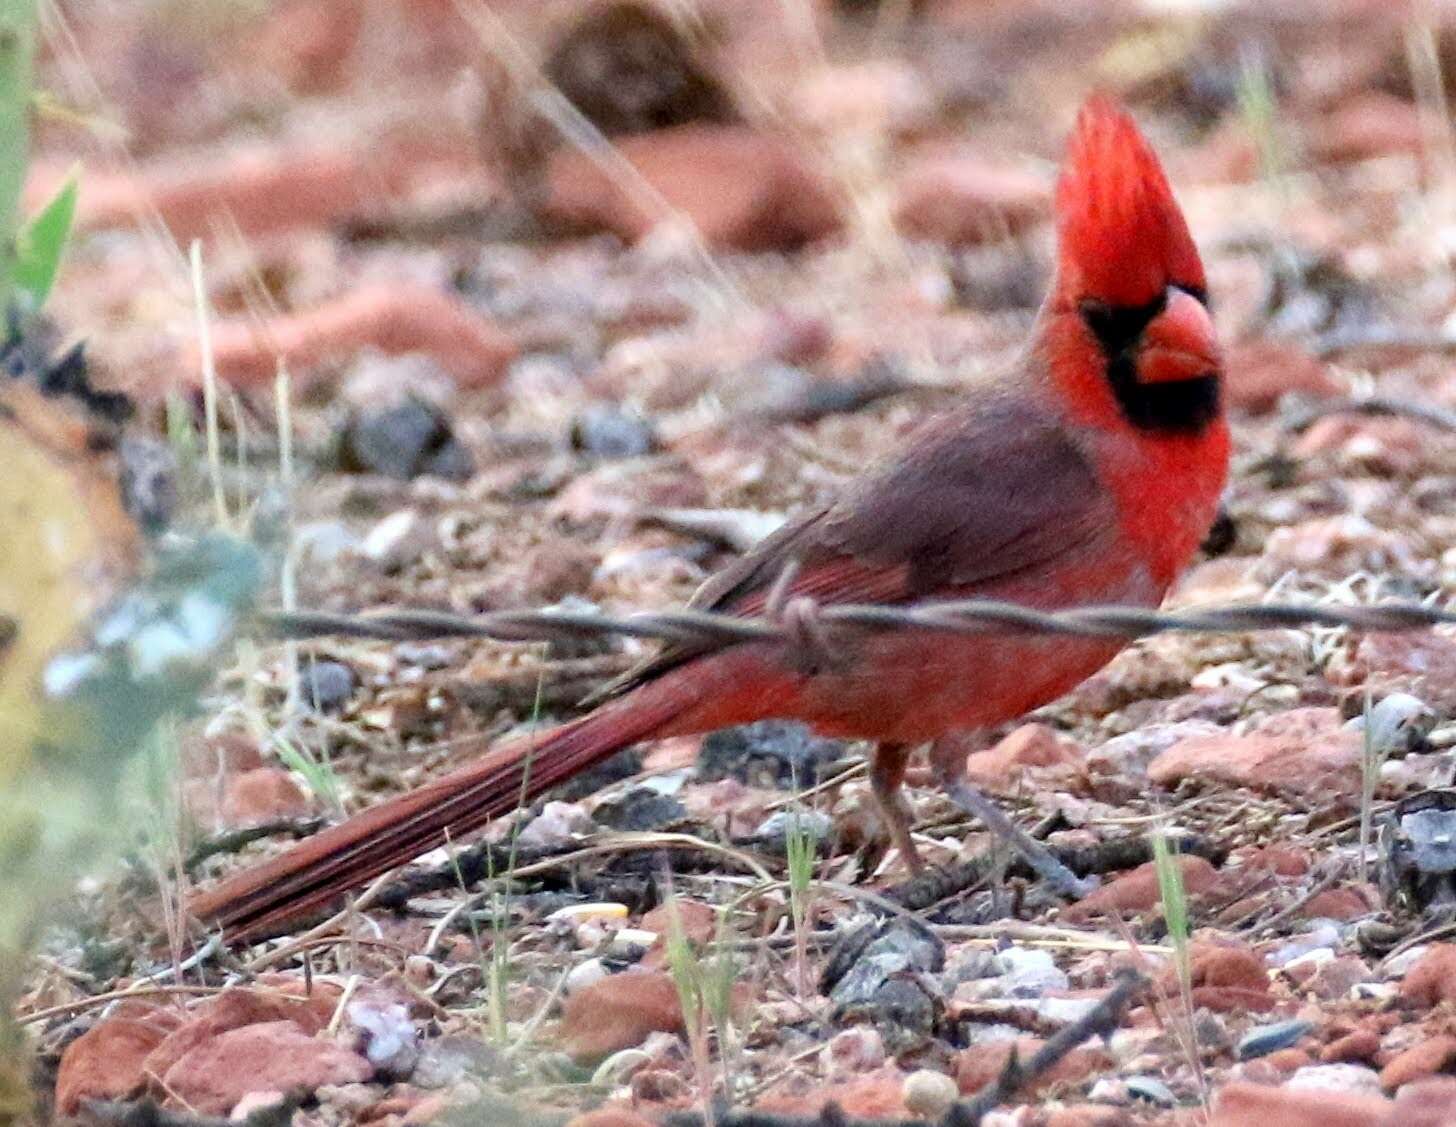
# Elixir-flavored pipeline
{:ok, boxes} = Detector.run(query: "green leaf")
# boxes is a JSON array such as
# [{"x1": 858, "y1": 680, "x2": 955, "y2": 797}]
[{"x1": 13, "y1": 168, "x2": 77, "y2": 309}]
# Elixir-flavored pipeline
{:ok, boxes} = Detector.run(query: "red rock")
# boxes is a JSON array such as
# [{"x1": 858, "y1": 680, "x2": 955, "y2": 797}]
[
  {"x1": 56, "y1": 1017, "x2": 171, "y2": 1115},
  {"x1": 1266, "y1": 1048, "x2": 1313, "y2": 1072},
  {"x1": 1392, "y1": 1077, "x2": 1456, "y2": 1125},
  {"x1": 162, "y1": 1021, "x2": 370, "y2": 1116},
  {"x1": 641, "y1": 899, "x2": 717, "y2": 945},
  {"x1": 1209, "y1": 1081, "x2": 1389, "y2": 1126},
  {"x1": 963, "y1": 724, "x2": 1083, "y2": 792},
  {"x1": 1292, "y1": 416, "x2": 1432, "y2": 477},
  {"x1": 1240, "y1": 844, "x2": 1314, "y2": 877},
  {"x1": 1333, "y1": 633, "x2": 1456, "y2": 713},
  {"x1": 1225, "y1": 340, "x2": 1340, "y2": 414},
  {"x1": 1401, "y1": 945, "x2": 1456, "y2": 1009},
  {"x1": 1261, "y1": 516, "x2": 1419, "y2": 582},
  {"x1": 1147, "y1": 708, "x2": 1362, "y2": 806},
  {"x1": 220, "y1": 767, "x2": 313, "y2": 826},
  {"x1": 955, "y1": 1038, "x2": 1109, "y2": 1097},
  {"x1": 143, "y1": 984, "x2": 341, "y2": 1080},
  {"x1": 893, "y1": 151, "x2": 1047, "y2": 246},
  {"x1": 1178, "y1": 942, "x2": 1275, "y2": 1013},
  {"x1": 566, "y1": 1111, "x2": 656, "y2": 1127},
  {"x1": 182, "y1": 731, "x2": 265, "y2": 777},
  {"x1": 559, "y1": 970, "x2": 684, "y2": 1063},
  {"x1": 541, "y1": 125, "x2": 841, "y2": 250},
  {"x1": 1065, "y1": 855, "x2": 1226, "y2": 921},
  {"x1": 1305, "y1": 955, "x2": 1377, "y2": 1000},
  {"x1": 1192, "y1": 985, "x2": 1278, "y2": 1013},
  {"x1": 1323, "y1": 1030, "x2": 1382, "y2": 1064},
  {"x1": 1189, "y1": 942, "x2": 1270, "y2": 993},
  {"x1": 756, "y1": 1066, "x2": 909, "y2": 1117},
  {"x1": 1301, "y1": 887, "x2": 1378, "y2": 923},
  {"x1": 1310, "y1": 92, "x2": 1423, "y2": 165},
  {"x1": 1379, "y1": 1036, "x2": 1456, "y2": 1092}
]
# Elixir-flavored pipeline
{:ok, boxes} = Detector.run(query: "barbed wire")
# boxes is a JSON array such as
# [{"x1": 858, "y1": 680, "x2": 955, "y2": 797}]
[{"x1": 260, "y1": 594, "x2": 1456, "y2": 653}]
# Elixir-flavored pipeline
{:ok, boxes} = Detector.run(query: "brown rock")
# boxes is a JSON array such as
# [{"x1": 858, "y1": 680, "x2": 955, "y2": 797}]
[
  {"x1": 566, "y1": 1111, "x2": 657, "y2": 1127},
  {"x1": 963, "y1": 724, "x2": 1083, "y2": 792},
  {"x1": 560, "y1": 970, "x2": 684, "y2": 1063},
  {"x1": 1209, "y1": 1081, "x2": 1389, "y2": 1127},
  {"x1": 1323, "y1": 1029, "x2": 1382, "y2": 1064},
  {"x1": 162, "y1": 1021, "x2": 370, "y2": 1116},
  {"x1": 56, "y1": 1017, "x2": 171, "y2": 1115},
  {"x1": 1399, "y1": 944, "x2": 1456, "y2": 1009},
  {"x1": 143, "y1": 984, "x2": 341, "y2": 1080},
  {"x1": 1148, "y1": 708, "x2": 1362, "y2": 806},
  {"x1": 1379, "y1": 1036, "x2": 1456, "y2": 1092},
  {"x1": 1066, "y1": 855, "x2": 1226, "y2": 921},
  {"x1": 893, "y1": 151, "x2": 1047, "y2": 246},
  {"x1": 955, "y1": 1038, "x2": 1109, "y2": 1097},
  {"x1": 541, "y1": 125, "x2": 841, "y2": 250},
  {"x1": 1225, "y1": 340, "x2": 1340, "y2": 414},
  {"x1": 220, "y1": 767, "x2": 312, "y2": 827}
]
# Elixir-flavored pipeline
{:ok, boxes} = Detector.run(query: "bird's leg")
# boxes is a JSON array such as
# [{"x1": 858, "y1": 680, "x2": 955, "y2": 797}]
[
  {"x1": 929, "y1": 735, "x2": 1097, "y2": 899},
  {"x1": 870, "y1": 742, "x2": 926, "y2": 876}
]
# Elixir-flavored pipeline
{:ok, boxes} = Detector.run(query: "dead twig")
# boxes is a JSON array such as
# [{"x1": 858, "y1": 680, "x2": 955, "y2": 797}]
[
  {"x1": 185, "y1": 817, "x2": 326, "y2": 873},
  {"x1": 886, "y1": 832, "x2": 1226, "y2": 912},
  {"x1": 660, "y1": 968, "x2": 1147, "y2": 1127}
]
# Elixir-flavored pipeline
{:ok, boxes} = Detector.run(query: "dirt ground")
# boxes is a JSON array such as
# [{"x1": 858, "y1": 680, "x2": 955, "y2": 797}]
[{"x1": 20, "y1": 2, "x2": 1456, "y2": 1125}]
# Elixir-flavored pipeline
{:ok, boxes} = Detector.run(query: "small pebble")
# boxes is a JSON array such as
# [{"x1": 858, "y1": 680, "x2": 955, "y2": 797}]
[
  {"x1": 570, "y1": 404, "x2": 658, "y2": 459},
  {"x1": 1238, "y1": 1019, "x2": 1314, "y2": 1061},
  {"x1": 591, "y1": 1048, "x2": 652, "y2": 1087},
  {"x1": 361, "y1": 510, "x2": 437, "y2": 570},
  {"x1": 1126, "y1": 1075, "x2": 1177, "y2": 1107},
  {"x1": 902, "y1": 1069, "x2": 958, "y2": 1118},
  {"x1": 565, "y1": 958, "x2": 610, "y2": 995},
  {"x1": 1284, "y1": 1062, "x2": 1383, "y2": 1097},
  {"x1": 608, "y1": 928, "x2": 660, "y2": 956},
  {"x1": 302, "y1": 660, "x2": 356, "y2": 712},
  {"x1": 548, "y1": 903, "x2": 630, "y2": 924}
]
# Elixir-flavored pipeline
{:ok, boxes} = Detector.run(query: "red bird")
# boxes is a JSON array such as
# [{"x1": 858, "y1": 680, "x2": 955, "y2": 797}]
[{"x1": 192, "y1": 97, "x2": 1228, "y2": 941}]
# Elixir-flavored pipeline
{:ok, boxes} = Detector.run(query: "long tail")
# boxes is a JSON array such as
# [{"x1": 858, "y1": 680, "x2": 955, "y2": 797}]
[{"x1": 188, "y1": 680, "x2": 696, "y2": 942}]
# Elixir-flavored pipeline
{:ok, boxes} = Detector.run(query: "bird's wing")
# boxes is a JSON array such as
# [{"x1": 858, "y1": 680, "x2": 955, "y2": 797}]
[{"x1": 599, "y1": 394, "x2": 1118, "y2": 697}]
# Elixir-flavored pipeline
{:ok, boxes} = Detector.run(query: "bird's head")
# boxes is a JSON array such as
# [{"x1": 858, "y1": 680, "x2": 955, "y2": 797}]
[{"x1": 1046, "y1": 95, "x2": 1221, "y2": 436}]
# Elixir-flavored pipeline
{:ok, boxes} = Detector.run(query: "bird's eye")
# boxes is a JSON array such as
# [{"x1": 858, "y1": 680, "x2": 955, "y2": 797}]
[{"x1": 1078, "y1": 295, "x2": 1164, "y2": 357}]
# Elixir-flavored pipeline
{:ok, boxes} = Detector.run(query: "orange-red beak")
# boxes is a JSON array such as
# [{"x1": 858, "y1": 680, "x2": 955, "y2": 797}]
[{"x1": 1135, "y1": 288, "x2": 1219, "y2": 385}]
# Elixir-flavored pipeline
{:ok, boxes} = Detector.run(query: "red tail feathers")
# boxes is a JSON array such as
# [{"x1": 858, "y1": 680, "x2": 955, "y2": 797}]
[
  {"x1": 1054, "y1": 95, "x2": 1205, "y2": 309},
  {"x1": 189, "y1": 688, "x2": 688, "y2": 941}
]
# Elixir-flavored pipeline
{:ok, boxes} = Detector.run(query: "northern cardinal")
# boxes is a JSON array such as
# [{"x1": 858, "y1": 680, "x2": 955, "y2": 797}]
[{"x1": 192, "y1": 96, "x2": 1228, "y2": 941}]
